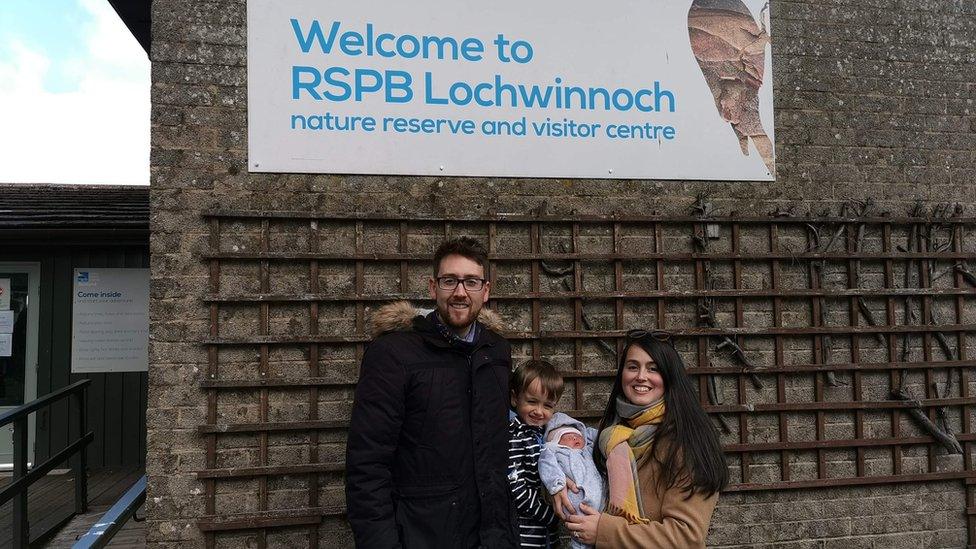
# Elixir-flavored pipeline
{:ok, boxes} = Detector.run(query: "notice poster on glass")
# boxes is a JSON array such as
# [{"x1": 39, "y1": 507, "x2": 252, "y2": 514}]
[
  {"x1": 71, "y1": 268, "x2": 149, "y2": 373},
  {"x1": 0, "y1": 279, "x2": 9, "y2": 310},
  {"x1": 0, "y1": 310, "x2": 12, "y2": 334}
]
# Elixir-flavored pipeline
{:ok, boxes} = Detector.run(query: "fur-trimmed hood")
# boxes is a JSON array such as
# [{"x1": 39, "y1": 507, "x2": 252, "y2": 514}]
[{"x1": 369, "y1": 300, "x2": 507, "y2": 337}]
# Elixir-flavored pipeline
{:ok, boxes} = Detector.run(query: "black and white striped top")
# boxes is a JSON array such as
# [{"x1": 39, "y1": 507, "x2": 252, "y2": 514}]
[{"x1": 508, "y1": 414, "x2": 560, "y2": 548}]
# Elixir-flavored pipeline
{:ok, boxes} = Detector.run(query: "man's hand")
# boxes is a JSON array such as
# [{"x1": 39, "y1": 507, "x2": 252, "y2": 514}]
[{"x1": 549, "y1": 477, "x2": 579, "y2": 521}]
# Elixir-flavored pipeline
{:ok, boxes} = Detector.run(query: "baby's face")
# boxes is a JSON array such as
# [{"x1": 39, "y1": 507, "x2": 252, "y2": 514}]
[{"x1": 559, "y1": 432, "x2": 585, "y2": 449}]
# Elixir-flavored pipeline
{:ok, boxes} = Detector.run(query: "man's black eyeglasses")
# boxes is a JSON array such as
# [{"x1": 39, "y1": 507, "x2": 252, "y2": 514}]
[
  {"x1": 435, "y1": 276, "x2": 488, "y2": 292},
  {"x1": 626, "y1": 329, "x2": 672, "y2": 342}
]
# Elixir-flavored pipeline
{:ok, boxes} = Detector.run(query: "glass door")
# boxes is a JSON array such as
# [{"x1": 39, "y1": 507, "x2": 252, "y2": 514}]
[{"x1": 0, "y1": 264, "x2": 39, "y2": 469}]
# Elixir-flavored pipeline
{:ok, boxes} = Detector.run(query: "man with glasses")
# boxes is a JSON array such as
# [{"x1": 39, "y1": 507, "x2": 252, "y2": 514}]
[{"x1": 346, "y1": 237, "x2": 517, "y2": 548}]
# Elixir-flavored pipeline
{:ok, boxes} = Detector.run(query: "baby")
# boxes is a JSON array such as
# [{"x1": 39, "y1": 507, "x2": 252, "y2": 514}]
[{"x1": 538, "y1": 412, "x2": 605, "y2": 549}]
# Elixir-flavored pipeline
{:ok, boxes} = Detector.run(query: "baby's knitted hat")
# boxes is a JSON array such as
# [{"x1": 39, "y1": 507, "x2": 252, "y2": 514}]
[{"x1": 546, "y1": 425, "x2": 583, "y2": 444}]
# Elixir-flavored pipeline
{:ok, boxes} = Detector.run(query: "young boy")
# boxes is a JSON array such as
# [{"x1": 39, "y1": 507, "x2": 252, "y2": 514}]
[{"x1": 508, "y1": 360, "x2": 564, "y2": 548}]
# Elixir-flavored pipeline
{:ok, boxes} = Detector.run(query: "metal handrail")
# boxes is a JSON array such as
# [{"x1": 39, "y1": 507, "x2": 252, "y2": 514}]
[
  {"x1": 2, "y1": 379, "x2": 92, "y2": 548},
  {"x1": 72, "y1": 475, "x2": 146, "y2": 549},
  {"x1": 0, "y1": 379, "x2": 90, "y2": 427}
]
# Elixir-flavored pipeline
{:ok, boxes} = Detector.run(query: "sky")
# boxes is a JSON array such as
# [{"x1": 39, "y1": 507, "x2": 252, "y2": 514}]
[{"x1": 0, "y1": 0, "x2": 150, "y2": 185}]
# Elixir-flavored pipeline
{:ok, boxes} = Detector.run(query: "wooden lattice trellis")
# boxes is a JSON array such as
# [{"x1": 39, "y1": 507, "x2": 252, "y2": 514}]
[{"x1": 193, "y1": 207, "x2": 976, "y2": 546}]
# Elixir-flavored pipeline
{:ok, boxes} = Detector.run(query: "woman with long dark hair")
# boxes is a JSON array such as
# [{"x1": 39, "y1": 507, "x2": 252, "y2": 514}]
[{"x1": 560, "y1": 331, "x2": 727, "y2": 547}]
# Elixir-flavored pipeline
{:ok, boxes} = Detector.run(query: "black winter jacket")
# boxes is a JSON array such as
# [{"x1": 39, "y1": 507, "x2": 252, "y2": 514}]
[{"x1": 346, "y1": 302, "x2": 518, "y2": 549}]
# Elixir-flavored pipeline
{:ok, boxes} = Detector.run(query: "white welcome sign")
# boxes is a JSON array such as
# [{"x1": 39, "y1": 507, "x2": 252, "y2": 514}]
[{"x1": 247, "y1": 0, "x2": 775, "y2": 181}]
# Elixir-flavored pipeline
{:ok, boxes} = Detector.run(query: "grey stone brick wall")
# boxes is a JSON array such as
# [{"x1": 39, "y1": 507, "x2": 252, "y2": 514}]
[
  {"x1": 148, "y1": 0, "x2": 976, "y2": 546},
  {"x1": 709, "y1": 481, "x2": 968, "y2": 548}
]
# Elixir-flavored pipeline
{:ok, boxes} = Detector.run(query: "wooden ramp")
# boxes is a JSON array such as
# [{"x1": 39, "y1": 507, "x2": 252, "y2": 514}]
[
  {"x1": 0, "y1": 466, "x2": 143, "y2": 547},
  {"x1": 43, "y1": 502, "x2": 145, "y2": 548}
]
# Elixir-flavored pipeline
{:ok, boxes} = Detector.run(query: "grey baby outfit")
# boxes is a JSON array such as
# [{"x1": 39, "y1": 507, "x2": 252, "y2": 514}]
[{"x1": 538, "y1": 412, "x2": 606, "y2": 549}]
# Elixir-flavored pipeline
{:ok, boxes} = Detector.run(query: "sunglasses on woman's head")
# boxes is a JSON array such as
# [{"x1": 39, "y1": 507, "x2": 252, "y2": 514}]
[{"x1": 625, "y1": 329, "x2": 672, "y2": 342}]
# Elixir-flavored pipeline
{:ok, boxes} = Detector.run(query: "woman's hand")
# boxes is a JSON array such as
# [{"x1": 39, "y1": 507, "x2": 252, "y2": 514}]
[
  {"x1": 565, "y1": 503, "x2": 600, "y2": 545},
  {"x1": 549, "y1": 477, "x2": 579, "y2": 521}
]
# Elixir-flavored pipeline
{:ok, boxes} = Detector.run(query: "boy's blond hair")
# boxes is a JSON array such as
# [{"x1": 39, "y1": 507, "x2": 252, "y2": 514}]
[{"x1": 510, "y1": 359, "x2": 564, "y2": 402}]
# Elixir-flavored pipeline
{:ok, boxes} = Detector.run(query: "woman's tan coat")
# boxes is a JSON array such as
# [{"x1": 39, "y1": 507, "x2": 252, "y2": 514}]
[{"x1": 595, "y1": 441, "x2": 718, "y2": 548}]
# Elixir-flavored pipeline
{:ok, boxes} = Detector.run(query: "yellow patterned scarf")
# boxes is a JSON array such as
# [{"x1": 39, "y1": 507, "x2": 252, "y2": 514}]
[{"x1": 598, "y1": 398, "x2": 666, "y2": 524}]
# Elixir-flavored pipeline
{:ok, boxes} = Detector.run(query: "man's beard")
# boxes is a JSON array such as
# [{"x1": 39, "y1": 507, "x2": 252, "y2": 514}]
[{"x1": 437, "y1": 298, "x2": 481, "y2": 330}]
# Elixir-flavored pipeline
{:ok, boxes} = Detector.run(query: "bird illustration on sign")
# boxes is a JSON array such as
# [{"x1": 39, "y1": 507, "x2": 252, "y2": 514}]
[{"x1": 688, "y1": 0, "x2": 774, "y2": 175}]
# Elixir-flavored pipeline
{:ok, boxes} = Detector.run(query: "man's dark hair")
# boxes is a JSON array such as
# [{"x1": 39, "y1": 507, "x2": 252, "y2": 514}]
[{"x1": 432, "y1": 237, "x2": 489, "y2": 277}]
